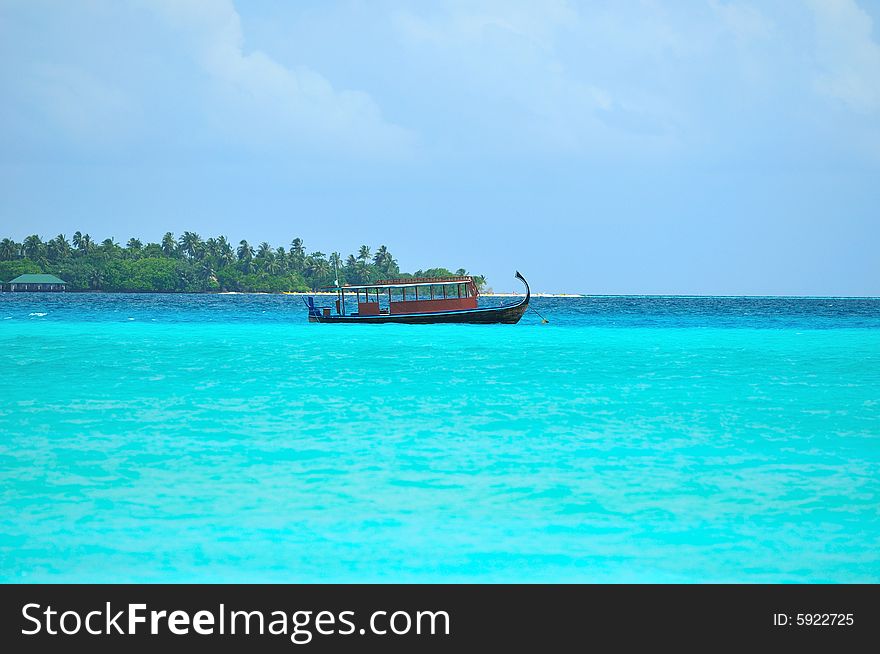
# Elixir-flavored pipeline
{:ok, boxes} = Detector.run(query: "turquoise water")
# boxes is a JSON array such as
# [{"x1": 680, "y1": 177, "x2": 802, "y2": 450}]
[{"x1": 1, "y1": 293, "x2": 879, "y2": 583}]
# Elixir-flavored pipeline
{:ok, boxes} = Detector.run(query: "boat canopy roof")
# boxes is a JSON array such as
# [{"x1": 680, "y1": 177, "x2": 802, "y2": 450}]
[{"x1": 322, "y1": 276, "x2": 476, "y2": 292}]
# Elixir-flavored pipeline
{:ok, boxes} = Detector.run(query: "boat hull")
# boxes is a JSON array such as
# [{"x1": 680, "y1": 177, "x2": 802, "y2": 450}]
[{"x1": 308, "y1": 301, "x2": 528, "y2": 324}]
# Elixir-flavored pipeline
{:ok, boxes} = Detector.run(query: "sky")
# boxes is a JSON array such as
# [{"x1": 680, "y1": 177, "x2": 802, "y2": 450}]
[{"x1": 1, "y1": 0, "x2": 879, "y2": 294}]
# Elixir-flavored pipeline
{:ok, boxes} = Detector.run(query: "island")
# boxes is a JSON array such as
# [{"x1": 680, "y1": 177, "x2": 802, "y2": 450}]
[{"x1": 0, "y1": 233, "x2": 486, "y2": 293}]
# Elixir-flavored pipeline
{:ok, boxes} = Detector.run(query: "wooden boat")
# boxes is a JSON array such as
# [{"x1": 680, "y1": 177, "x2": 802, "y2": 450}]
[{"x1": 305, "y1": 272, "x2": 530, "y2": 324}]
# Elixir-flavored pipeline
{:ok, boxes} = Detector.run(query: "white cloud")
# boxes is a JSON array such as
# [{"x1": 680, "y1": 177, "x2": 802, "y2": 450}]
[
  {"x1": 4, "y1": 0, "x2": 878, "y2": 164},
  {"x1": 393, "y1": 0, "x2": 577, "y2": 50},
  {"x1": 391, "y1": 1, "x2": 652, "y2": 156},
  {"x1": 809, "y1": 0, "x2": 880, "y2": 113},
  {"x1": 710, "y1": 1, "x2": 773, "y2": 43},
  {"x1": 383, "y1": 0, "x2": 880, "y2": 160},
  {"x1": 145, "y1": 0, "x2": 415, "y2": 157},
  {"x1": 27, "y1": 64, "x2": 137, "y2": 147}
]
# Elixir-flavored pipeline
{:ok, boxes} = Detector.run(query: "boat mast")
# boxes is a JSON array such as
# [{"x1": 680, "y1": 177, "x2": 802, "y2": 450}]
[{"x1": 334, "y1": 257, "x2": 342, "y2": 315}]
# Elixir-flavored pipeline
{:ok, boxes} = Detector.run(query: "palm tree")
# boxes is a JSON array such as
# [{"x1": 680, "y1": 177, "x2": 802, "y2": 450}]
[
  {"x1": 205, "y1": 238, "x2": 220, "y2": 271},
  {"x1": 344, "y1": 254, "x2": 358, "y2": 282},
  {"x1": 373, "y1": 245, "x2": 398, "y2": 276},
  {"x1": 307, "y1": 251, "x2": 327, "y2": 270},
  {"x1": 306, "y1": 252, "x2": 330, "y2": 286},
  {"x1": 217, "y1": 235, "x2": 234, "y2": 268},
  {"x1": 201, "y1": 260, "x2": 217, "y2": 284},
  {"x1": 142, "y1": 243, "x2": 163, "y2": 257},
  {"x1": 385, "y1": 255, "x2": 399, "y2": 276},
  {"x1": 255, "y1": 243, "x2": 274, "y2": 274},
  {"x1": 275, "y1": 246, "x2": 288, "y2": 273},
  {"x1": 54, "y1": 234, "x2": 72, "y2": 259},
  {"x1": 88, "y1": 268, "x2": 104, "y2": 290},
  {"x1": 237, "y1": 239, "x2": 254, "y2": 261},
  {"x1": 0, "y1": 238, "x2": 18, "y2": 260},
  {"x1": 71, "y1": 231, "x2": 93, "y2": 254},
  {"x1": 257, "y1": 241, "x2": 273, "y2": 260},
  {"x1": 237, "y1": 239, "x2": 254, "y2": 273},
  {"x1": 47, "y1": 237, "x2": 65, "y2": 263},
  {"x1": 355, "y1": 244, "x2": 372, "y2": 281},
  {"x1": 178, "y1": 231, "x2": 203, "y2": 259},
  {"x1": 123, "y1": 238, "x2": 142, "y2": 260},
  {"x1": 100, "y1": 237, "x2": 119, "y2": 254},
  {"x1": 289, "y1": 238, "x2": 305, "y2": 272},
  {"x1": 161, "y1": 232, "x2": 176, "y2": 257},
  {"x1": 22, "y1": 234, "x2": 44, "y2": 260}
]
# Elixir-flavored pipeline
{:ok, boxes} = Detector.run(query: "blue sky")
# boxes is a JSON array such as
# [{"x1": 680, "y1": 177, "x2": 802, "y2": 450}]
[{"x1": 1, "y1": 0, "x2": 879, "y2": 294}]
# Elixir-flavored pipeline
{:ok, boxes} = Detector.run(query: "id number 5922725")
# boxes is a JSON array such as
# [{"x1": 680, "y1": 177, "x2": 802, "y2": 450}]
[{"x1": 796, "y1": 614, "x2": 853, "y2": 626}]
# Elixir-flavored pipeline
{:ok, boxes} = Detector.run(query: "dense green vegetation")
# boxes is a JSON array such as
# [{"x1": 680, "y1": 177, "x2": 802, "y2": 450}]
[{"x1": 0, "y1": 233, "x2": 485, "y2": 293}]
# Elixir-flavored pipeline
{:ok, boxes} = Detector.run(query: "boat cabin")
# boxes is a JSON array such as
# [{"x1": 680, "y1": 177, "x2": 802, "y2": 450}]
[{"x1": 323, "y1": 276, "x2": 479, "y2": 318}]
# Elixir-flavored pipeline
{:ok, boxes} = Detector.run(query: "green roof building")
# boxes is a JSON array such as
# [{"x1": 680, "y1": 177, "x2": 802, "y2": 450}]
[{"x1": 6, "y1": 273, "x2": 68, "y2": 292}]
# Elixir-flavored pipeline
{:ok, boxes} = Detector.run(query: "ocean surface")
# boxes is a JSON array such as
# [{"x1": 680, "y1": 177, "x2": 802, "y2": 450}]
[{"x1": 1, "y1": 293, "x2": 879, "y2": 583}]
